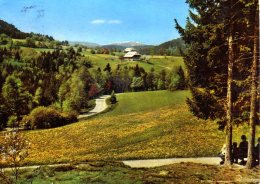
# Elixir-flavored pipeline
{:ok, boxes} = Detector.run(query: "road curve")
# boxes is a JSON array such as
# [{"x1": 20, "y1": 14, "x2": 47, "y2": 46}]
[{"x1": 78, "y1": 95, "x2": 110, "y2": 120}]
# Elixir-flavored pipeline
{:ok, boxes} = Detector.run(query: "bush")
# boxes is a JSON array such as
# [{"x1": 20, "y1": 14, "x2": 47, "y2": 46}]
[
  {"x1": 110, "y1": 91, "x2": 117, "y2": 104},
  {"x1": 21, "y1": 106, "x2": 77, "y2": 129},
  {"x1": 7, "y1": 115, "x2": 18, "y2": 128}
]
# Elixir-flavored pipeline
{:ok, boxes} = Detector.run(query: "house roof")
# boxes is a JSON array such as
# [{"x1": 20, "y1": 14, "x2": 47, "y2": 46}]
[
  {"x1": 124, "y1": 51, "x2": 141, "y2": 58},
  {"x1": 124, "y1": 48, "x2": 136, "y2": 52}
]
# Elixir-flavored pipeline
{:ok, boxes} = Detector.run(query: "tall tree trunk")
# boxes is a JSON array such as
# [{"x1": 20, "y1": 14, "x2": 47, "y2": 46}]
[
  {"x1": 246, "y1": 0, "x2": 259, "y2": 169},
  {"x1": 225, "y1": 28, "x2": 234, "y2": 166}
]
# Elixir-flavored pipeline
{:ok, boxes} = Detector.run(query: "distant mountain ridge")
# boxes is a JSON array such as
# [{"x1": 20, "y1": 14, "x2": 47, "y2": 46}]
[
  {"x1": 69, "y1": 41, "x2": 147, "y2": 49},
  {"x1": 101, "y1": 39, "x2": 186, "y2": 56},
  {"x1": 105, "y1": 41, "x2": 146, "y2": 47},
  {"x1": 102, "y1": 41, "x2": 153, "y2": 50},
  {"x1": 69, "y1": 41, "x2": 100, "y2": 48},
  {"x1": 0, "y1": 19, "x2": 186, "y2": 56}
]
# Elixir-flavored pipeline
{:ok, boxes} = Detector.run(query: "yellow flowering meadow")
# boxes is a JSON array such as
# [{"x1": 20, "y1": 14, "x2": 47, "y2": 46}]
[{"x1": 3, "y1": 90, "x2": 258, "y2": 165}]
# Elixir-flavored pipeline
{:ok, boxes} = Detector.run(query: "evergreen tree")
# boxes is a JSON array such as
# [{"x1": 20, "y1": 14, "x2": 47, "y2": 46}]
[
  {"x1": 33, "y1": 87, "x2": 44, "y2": 107},
  {"x1": 104, "y1": 63, "x2": 111, "y2": 73},
  {"x1": 175, "y1": 0, "x2": 255, "y2": 165},
  {"x1": 246, "y1": 0, "x2": 259, "y2": 169},
  {"x1": 0, "y1": 94, "x2": 8, "y2": 129},
  {"x1": 176, "y1": 66, "x2": 186, "y2": 90},
  {"x1": 133, "y1": 64, "x2": 141, "y2": 77},
  {"x1": 158, "y1": 69, "x2": 166, "y2": 90},
  {"x1": 14, "y1": 51, "x2": 20, "y2": 60},
  {"x1": 146, "y1": 68, "x2": 157, "y2": 90}
]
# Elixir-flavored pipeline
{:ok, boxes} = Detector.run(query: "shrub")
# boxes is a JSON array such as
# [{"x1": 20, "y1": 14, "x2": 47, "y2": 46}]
[
  {"x1": 110, "y1": 91, "x2": 117, "y2": 104},
  {"x1": 60, "y1": 112, "x2": 78, "y2": 124},
  {"x1": 21, "y1": 106, "x2": 77, "y2": 129},
  {"x1": 20, "y1": 115, "x2": 31, "y2": 129},
  {"x1": 7, "y1": 115, "x2": 18, "y2": 128}
]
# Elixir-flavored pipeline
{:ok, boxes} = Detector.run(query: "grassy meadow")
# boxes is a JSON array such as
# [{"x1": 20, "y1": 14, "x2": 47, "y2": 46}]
[
  {"x1": 7, "y1": 44, "x2": 185, "y2": 73},
  {"x1": 14, "y1": 162, "x2": 260, "y2": 183},
  {"x1": 17, "y1": 90, "x2": 259, "y2": 165},
  {"x1": 106, "y1": 90, "x2": 189, "y2": 115},
  {"x1": 83, "y1": 51, "x2": 185, "y2": 73}
]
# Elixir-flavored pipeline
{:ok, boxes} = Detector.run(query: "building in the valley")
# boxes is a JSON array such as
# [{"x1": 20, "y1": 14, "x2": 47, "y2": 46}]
[
  {"x1": 123, "y1": 47, "x2": 136, "y2": 53},
  {"x1": 123, "y1": 51, "x2": 141, "y2": 61}
]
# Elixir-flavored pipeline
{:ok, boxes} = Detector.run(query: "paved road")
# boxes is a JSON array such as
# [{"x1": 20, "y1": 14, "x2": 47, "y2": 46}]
[
  {"x1": 78, "y1": 95, "x2": 110, "y2": 120},
  {"x1": 123, "y1": 157, "x2": 222, "y2": 168}
]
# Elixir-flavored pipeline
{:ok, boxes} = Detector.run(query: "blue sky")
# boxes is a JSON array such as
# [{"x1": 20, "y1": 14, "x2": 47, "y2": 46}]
[{"x1": 0, "y1": 0, "x2": 189, "y2": 45}]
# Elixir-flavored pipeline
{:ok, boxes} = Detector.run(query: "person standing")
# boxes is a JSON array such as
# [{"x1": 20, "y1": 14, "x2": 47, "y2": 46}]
[{"x1": 238, "y1": 135, "x2": 248, "y2": 164}]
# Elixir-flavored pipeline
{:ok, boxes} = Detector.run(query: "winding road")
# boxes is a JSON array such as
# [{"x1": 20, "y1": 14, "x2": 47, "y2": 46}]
[{"x1": 78, "y1": 95, "x2": 110, "y2": 120}]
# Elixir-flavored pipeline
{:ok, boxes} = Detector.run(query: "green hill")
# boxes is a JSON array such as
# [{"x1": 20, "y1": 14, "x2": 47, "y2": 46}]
[
  {"x1": 139, "y1": 38, "x2": 187, "y2": 56},
  {"x1": 19, "y1": 90, "x2": 258, "y2": 165},
  {"x1": 84, "y1": 52, "x2": 185, "y2": 73},
  {"x1": 0, "y1": 19, "x2": 61, "y2": 49},
  {"x1": 0, "y1": 19, "x2": 29, "y2": 39}
]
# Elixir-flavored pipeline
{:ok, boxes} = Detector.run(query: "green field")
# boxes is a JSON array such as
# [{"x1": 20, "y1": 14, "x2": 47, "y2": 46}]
[
  {"x1": 106, "y1": 90, "x2": 189, "y2": 116},
  {"x1": 18, "y1": 90, "x2": 259, "y2": 165},
  {"x1": 14, "y1": 162, "x2": 260, "y2": 184},
  {"x1": 84, "y1": 52, "x2": 184, "y2": 73},
  {"x1": 1, "y1": 42, "x2": 185, "y2": 73}
]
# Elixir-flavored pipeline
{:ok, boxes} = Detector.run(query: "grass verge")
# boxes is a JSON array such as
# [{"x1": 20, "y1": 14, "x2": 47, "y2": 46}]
[
  {"x1": 10, "y1": 161, "x2": 260, "y2": 184},
  {"x1": 1, "y1": 90, "x2": 258, "y2": 166}
]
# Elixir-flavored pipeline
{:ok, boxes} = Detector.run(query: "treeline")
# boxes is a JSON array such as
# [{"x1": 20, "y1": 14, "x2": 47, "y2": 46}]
[
  {"x1": 0, "y1": 19, "x2": 69, "y2": 49},
  {"x1": 138, "y1": 38, "x2": 187, "y2": 56},
  {"x1": 0, "y1": 19, "x2": 29, "y2": 39},
  {"x1": 0, "y1": 33, "x2": 66, "y2": 49},
  {"x1": 0, "y1": 47, "x2": 94, "y2": 129},
  {"x1": 175, "y1": 0, "x2": 259, "y2": 168},
  {"x1": 92, "y1": 63, "x2": 186, "y2": 93},
  {"x1": 0, "y1": 46, "x2": 186, "y2": 130}
]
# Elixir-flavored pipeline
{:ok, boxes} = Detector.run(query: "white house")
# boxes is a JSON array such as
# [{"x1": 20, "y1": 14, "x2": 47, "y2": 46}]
[
  {"x1": 123, "y1": 48, "x2": 136, "y2": 53},
  {"x1": 123, "y1": 51, "x2": 141, "y2": 61}
]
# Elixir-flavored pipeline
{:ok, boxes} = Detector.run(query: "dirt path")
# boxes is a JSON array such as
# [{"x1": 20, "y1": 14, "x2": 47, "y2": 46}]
[
  {"x1": 123, "y1": 157, "x2": 222, "y2": 168},
  {"x1": 3, "y1": 157, "x2": 247, "y2": 171},
  {"x1": 2, "y1": 164, "x2": 71, "y2": 172},
  {"x1": 78, "y1": 95, "x2": 110, "y2": 120},
  {"x1": 2, "y1": 158, "x2": 221, "y2": 171}
]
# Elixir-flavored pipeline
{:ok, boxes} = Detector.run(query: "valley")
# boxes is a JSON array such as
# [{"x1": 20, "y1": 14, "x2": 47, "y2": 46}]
[{"x1": 0, "y1": 0, "x2": 259, "y2": 182}]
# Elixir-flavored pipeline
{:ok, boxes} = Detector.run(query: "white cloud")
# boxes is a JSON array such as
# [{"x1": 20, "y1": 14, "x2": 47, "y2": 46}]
[
  {"x1": 90, "y1": 19, "x2": 105, "y2": 24},
  {"x1": 90, "y1": 19, "x2": 122, "y2": 25},
  {"x1": 108, "y1": 20, "x2": 122, "y2": 24}
]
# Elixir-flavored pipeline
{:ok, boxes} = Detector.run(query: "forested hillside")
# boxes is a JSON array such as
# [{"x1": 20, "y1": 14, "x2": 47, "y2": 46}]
[
  {"x1": 138, "y1": 38, "x2": 187, "y2": 56},
  {"x1": 0, "y1": 19, "x2": 68, "y2": 49},
  {"x1": 0, "y1": 19, "x2": 29, "y2": 39},
  {"x1": 0, "y1": 20, "x2": 186, "y2": 130}
]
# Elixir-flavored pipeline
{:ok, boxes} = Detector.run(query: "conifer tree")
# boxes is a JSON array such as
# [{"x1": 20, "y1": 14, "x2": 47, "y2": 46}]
[
  {"x1": 175, "y1": 0, "x2": 255, "y2": 165},
  {"x1": 246, "y1": 0, "x2": 259, "y2": 169}
]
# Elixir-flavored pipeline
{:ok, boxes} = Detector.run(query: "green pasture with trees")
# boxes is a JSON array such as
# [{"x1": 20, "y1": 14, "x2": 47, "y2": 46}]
[
  {"x1": 0, "y1": 20, "x2": 187, "y2": 131},
  {"x1": 0, "y1": 2, "x2": 259, "y2": 182}
]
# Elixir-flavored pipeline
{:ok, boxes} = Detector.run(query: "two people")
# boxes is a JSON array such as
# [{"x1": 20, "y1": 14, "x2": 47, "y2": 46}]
[{"x1": 220, "y1": 135, "x2": 259, "y2": 165}]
